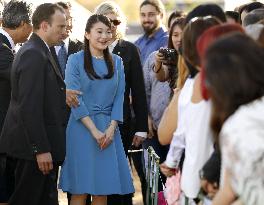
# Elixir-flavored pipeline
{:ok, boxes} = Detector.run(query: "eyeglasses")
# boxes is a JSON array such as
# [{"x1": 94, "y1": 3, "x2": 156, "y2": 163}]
[{"x1": 110, "y1": 19, "x2": 121, "y2": 26}]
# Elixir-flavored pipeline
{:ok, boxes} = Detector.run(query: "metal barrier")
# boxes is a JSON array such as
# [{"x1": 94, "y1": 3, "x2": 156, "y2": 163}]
[{"x1": 146, "y1": 146, "x2": 160, "y2": 205}]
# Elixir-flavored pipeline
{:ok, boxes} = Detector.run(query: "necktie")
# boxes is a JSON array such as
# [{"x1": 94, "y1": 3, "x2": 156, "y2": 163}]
[{"x1": 57, "y1": 42, "x2": 67, "y2": 78}]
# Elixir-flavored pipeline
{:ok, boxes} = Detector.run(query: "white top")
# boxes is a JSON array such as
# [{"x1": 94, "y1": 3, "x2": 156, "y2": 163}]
[
  {"x1": 54, "y1": 37, "x2": 69, "y2": 55},
  {"x1": 108, "y1": 39, "x2": 118, "y2": 53},
  {"x1": 165, "y1": 78, "x2": 194, "y2": 168},
  {"x1": 0, "y1": 28, "x2": 15, "y2": 50},
  {"x1": 220, "y1": 96, "x2": 264, "y2": 205},
  {"x1": 166, "y1": 77, "x2": 214, "y2": 198}
]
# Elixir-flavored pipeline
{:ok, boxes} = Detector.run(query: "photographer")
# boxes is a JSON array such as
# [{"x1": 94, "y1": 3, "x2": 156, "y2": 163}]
[{"x1": 154, "y1": 17, "x2": 185, "y2": 92}]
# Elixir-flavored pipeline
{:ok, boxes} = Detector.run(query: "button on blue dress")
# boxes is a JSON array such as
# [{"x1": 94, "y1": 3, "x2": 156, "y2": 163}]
[{"x1": 59, "y1": 51, "x2": 135, "y2": 195}]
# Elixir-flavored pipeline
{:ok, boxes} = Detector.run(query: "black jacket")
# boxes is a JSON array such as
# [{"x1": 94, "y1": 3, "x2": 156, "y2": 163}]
[
  {"x1": 0, "y1": 33, "x2": 14, "y2": 134},
  {"x1": 113, "y1": 40, "x2": 148, "y2": 133},
  {"x1": 0, "y1": 33, "x2": 67, "y2": 162}
]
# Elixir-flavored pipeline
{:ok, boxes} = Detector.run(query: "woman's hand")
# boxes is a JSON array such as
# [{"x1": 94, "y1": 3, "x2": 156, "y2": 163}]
[
  {"x1": 101, "y1": 121, "x2": 117, "y2": 150},
  {"x1": 66, "y1": 89, "x2": 82, "y2": 108},
  {"x1": 201, "y1": 179, "x2": 219, "y2": 199},
  {"x1": 160, "y1": 162, "x2": 178, "y2": 177},
  {"x1": 154, "y1": 51, "x2": 165, "y2": 72},
  {"x1": 91, "y1": 129, "x2": 106, "y2": 148}
]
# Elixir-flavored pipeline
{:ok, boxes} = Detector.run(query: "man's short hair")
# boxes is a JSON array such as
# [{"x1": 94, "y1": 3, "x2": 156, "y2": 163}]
[
  {"x1": 56, "y1": 1, "x2": 71, "y2": 10},
  {"x1": 243, "y1": 8, "x2": 264, "y2": 27},
  {"x1": 2, "y1": 0, "x2": 32, "y2": 29},
  {"x1": 140, "y1": 0, "x2": 165, "y2": 15},
  {"x1": 32, "y1": 3, "x2": 64, "y2": 30}
]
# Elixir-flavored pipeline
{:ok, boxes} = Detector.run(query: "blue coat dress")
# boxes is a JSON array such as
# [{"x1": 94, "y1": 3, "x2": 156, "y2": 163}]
[{"x1": 59, "y1": 51, "x2": 134, "y2": 195}]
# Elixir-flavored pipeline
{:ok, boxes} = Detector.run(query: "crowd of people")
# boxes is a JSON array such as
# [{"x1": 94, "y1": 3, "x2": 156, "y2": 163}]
[{"x1": 0, "y1": 0, "x2": 264, "y2": 205}]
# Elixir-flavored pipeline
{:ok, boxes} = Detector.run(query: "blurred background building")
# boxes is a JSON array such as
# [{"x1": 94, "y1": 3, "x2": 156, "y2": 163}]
[
  {"x1": 77, "y1": 0, "x2": 264, "y2": 41},
  {"x1": 1, "y1": 0, "x2": 263, "y2": 41}
]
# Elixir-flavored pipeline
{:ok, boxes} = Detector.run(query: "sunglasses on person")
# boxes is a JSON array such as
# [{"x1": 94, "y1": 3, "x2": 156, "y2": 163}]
[{"x1": 110, "y1": 19, "x2": 121, "y2": 26}]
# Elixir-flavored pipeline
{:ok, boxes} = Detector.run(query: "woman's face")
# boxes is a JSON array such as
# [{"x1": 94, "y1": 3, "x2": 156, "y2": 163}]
[
  {"x1": 85, "y1": 21, "x2": 112, "y2": 52},
  {"x1": 171, "y1": 25, "x2": 182, "y2": 51},
  {"x1": 105, "y1": 13, "x2": 120, "y2": 40}
]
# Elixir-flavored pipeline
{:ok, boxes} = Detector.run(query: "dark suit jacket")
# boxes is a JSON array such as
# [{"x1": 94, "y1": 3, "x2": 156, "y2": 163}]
[
  {"x1": 50, "y1": 38, "x2": 83, "y2": 77},
  {"x1": 50, "y1": 39, "x2": 82, "y2": 123},
  {"x1": 0, "y1": 33, "x2": 67, "y2": 163},
  {"x1": 0, "y1": 33, "x2": 14, "y2": 134},
  {"x1": 113, "y1": 40, "x2": 148, "y2": 151}
]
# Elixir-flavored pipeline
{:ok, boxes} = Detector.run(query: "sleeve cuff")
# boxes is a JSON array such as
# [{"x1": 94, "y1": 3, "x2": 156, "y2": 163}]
[
  {"x1": 135, "y1": 132, "x2": 147, "y2": 138},
  {"x1": 71, "y1": 101, "x2": 90, "y2": 120}
]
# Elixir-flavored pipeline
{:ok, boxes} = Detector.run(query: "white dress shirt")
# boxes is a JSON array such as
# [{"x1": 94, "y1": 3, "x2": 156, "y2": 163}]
[
  {"x1": 0, "y1": 28, "x2": 15, "y2": 50},
  {"x1": 54, "y1": 37, "x2": 69, "y2": 55}
]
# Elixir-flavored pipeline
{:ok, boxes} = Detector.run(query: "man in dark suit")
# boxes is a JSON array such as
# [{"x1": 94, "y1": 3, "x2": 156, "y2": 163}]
[
  {"x1": 112, "y1": 40, "x2": 148, "y2": 155},
  {"x1": 0, "y1": 1, "x2": 32, "y2": 204},
  {"x1": 0, "y1": 3, "x2": 67, "y2": 205},
  {"x1": 110, "y1": 39, "x2": 149, "y2": 205},
  {"x1": 50, "y1": 2, "x2": 82, "y2": 78}
]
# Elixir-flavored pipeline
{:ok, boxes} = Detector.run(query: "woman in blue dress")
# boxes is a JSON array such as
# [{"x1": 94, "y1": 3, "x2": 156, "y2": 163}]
[{"x1": 59, "y1": 14, "x2": 134, "y2": 205}]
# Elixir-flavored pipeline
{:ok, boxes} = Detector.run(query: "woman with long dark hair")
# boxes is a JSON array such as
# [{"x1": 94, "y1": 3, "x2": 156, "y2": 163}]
[
  {"x1": 202, "y1": 33, "x2": 264, "y2": 205},
  {"x1": 154, "y1": 17, "x2": 185, "y2": 90},
  {"x1": 157, "y1": 3, "x2": 227, "y2": 146},
  {"x1": 59, "y1": 14, "x2": 134, "y2": 205},
  {"x1": 196, "y1": 23, "x2": 245, "y2": 203},
  {"x1": 94, "y1": 2, "x2": 149, "y2": 205},
  {"x1": 159, "y1": 16, "x2": 220, "y2": 204}
]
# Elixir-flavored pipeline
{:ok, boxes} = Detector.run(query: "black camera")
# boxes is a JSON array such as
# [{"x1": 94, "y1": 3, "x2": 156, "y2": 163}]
[{"x1": 158, "y1": 48, "x2": 177, "y2": 64}]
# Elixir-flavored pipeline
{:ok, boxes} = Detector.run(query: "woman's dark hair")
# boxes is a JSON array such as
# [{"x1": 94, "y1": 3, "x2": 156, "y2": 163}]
[
  {"x1": 197, "y1": 23, "x2": 244, "y2": 100},
  {"x1": 225, "y1": 11, "x2": 239, "y2": 23},
  {"x1": 165, "y1": 17, "x2": 185, "y2": 91},
  {"x1": 182, "y1": 16, "x2": 220, "y2": 68},
  {"x1": 238, "y1": 2, "x2": 264, "y2": 23},
  {"x1": 185, "y1": 3, "x2": 226, "y2": 24},
  {"x1": 168, "y1": 17, "x2": 185, "y2": 49},
  {"x1": 168, "y1": 10, "x2": 185, "y2": 28},
  {"x1": 204, "y1": 33, "x2": 264, "y2": 137},
  {"x1": 83, "y1": 14, "x2": 114, "y2": 80},
  {"x1": 240, "y1": 2, "x2": 264, "y2": 14}
]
